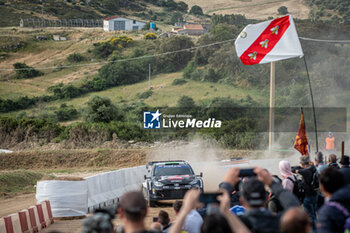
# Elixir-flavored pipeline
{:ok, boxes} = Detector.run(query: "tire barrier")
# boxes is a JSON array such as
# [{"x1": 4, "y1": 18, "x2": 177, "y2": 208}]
[
  {"x1": 35, "y1": 166, "x2": 146, "y2": 217},
  {"x1": 0, "y1": 200, "x2": 54, "y2": 233}
]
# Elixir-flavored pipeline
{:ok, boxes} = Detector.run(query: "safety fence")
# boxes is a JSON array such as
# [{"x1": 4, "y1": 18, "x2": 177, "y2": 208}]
[{"x1": 36, "y1": 166, "x2": 146, "y2": 217}]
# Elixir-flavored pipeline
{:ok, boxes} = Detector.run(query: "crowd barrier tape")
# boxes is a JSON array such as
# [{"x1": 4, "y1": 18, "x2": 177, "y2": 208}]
[{"x1": 0, "y1": 201, "x2": 53, "y2": 233}]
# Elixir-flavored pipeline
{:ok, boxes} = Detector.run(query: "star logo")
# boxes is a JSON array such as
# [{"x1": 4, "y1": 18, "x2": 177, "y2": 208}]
[{"x1": 143, "y1": 110, "x2": 162, "y2": 129}]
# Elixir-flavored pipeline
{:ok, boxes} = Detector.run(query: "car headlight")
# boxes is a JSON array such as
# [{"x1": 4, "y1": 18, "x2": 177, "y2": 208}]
[{"x1": 154, "y1": 181, "x2": 163, "y2": 187}]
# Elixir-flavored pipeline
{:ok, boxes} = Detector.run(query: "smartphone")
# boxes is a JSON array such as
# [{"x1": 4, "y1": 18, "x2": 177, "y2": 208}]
[
  {"x1": 153, "y1": 217, "x2": 158, "y2": 222},
  {"x1": 239, "y1": 168, "x2": 256, "y2": 177},
  {"x1": 199, "y1": 192, "x2": 222, "y2": 205}
]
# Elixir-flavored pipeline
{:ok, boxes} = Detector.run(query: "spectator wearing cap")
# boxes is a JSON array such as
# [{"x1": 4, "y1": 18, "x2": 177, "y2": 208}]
[
  {"x1": 317, "y1": 167, "x2": 349, "y2": 233},
  {"x1": 339, "y1": 155, "x2": 350, "y2": 185},
  {"x1": 280, "y1": 207, "x2": 312, "y2": 233},
  {"x1": 315, "y1": 152, "x2": 328, "y2": 174},
  {"x1": 296, "y1": 156, "x2": 318, "y2": 232},
  {"x1": 220, "y1": 167, "x2": 299, "y2": 233},
  {"x1": 173, "y1": 200, "x2": 203, "y2": 233},
  {"x1": 117, "y1": 191, "x2": 152, "y2": 233},
  {"x1": 328, "y1": 154, "x2": 340, "y2": 169},
  {"x1": 158, "y1": 210, "x2": 171, "y2": 232}
]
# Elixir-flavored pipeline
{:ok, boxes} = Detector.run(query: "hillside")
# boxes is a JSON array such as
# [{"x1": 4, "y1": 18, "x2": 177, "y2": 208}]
[{"x1": 176, "y1": 0, "x2": 310, "y2": 19}]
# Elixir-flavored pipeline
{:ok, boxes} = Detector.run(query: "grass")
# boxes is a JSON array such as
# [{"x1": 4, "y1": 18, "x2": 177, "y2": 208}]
[
  {"x1": 0, "y1": 171, "x2": 44, "y2": 197},
  {"x1": 2, "y1": 71, "x2": 267, "y2": 118},
  {"x1": 205, "y1": 0, "x2": 288, "y2": 14}
]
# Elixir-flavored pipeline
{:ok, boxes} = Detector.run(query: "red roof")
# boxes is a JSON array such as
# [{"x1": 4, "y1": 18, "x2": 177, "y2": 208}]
[
  {"x1": 183, "y1": 24, "x2": 204, "y2": 30},
  {"x1": 104, "y1": 15, "x2": 119, "y2": 21}
]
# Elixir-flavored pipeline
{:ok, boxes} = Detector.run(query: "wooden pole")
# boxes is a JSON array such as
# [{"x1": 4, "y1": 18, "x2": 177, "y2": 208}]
[
  {"x1": 269, "y1": 62, "x2": 275, "y2": 150},
  {"x1": 341, "y1": 141, "x2": 345, "y2": 157},
  {"x1": 149, "y1": 64, "x2": 151, "y2": 89}
]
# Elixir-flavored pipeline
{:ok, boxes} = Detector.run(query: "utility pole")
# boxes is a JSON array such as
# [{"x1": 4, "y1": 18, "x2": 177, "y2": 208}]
[{"x1": 149, "y1": 64, "x2": 151, "y2": 89}]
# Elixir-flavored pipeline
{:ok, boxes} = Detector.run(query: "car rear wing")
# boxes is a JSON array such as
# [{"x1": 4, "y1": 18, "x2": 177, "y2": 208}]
[{"x1": 146, "y1": 160, "x2": 186, "y2": 168}]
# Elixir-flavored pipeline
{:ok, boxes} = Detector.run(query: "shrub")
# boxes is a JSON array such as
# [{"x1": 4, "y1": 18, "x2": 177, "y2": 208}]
[
  {"x1": 54, "y1": 104, "x2": 79, "y2": 121},
  {"x1": 13, "y1": 63, "x2": 43, "y2": 79},
  {"x1": 47, "y1": 83, "x2": 85, "y2": 99},
  {"x1": 144, "y1": 32, "x2": 157, "y2": 40},
  {"x1": 278, "y1": 6, "x2": 288, "y2": 15},
  {"x1": 190, "y1": 5, "x2": 203, "y2": 15},
  {"x1": 137, "y1": 90, "x2": 153, "y2": 99},
  {"x1": 67, "y1": 53, "x2": 85, "y2": 63},
  {"x1": 92, "y1": 42, "x2": 115, "y2": 59},
  {"x1": 83, "y1": 96, "x2": 123, "y2": 123},
  {"x1": 172, "y1": 78, "x2": 187, "y2": 85}
]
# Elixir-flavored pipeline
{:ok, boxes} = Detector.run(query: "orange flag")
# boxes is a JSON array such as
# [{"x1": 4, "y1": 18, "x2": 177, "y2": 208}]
[{"x1": 294, "y1": 109, "x2": 309, "y2": 156}]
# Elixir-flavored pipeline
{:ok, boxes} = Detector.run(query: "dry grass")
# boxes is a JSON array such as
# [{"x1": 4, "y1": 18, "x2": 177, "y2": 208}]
[{"x1": 177, "y1": 0, "x2": 310, "y2": 19}]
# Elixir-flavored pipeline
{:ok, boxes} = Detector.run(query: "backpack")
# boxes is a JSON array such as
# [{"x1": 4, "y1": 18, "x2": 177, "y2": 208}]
[
  {"x1": 287, "y1": 175, "x2": 306, "y2": 203},
  {"x1": 311, "y1": 169, "x2": 320, "y2": 192},
  {"x1": 327, "y1": 201, "x2": 350, "y2": 233}
]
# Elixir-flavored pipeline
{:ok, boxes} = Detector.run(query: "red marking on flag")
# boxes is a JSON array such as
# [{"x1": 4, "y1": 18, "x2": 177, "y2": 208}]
[
  {"x1": 18, "y1": 212, "x2": 29, "y2": 233},
  {"x1": 36, "y1": 204, "x2": 47, "y2": 228},
  {"x1": 4, "y1": 216, "x2": 14, "y2": 233},
  {"x1": 240, "y1": 15, "x2": 290, "y2": 65}
]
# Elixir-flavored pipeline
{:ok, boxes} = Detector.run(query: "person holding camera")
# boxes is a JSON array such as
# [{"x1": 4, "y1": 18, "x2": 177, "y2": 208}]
[{"x1": 219, "y1": 167, "x2": 300, "y2": 233}]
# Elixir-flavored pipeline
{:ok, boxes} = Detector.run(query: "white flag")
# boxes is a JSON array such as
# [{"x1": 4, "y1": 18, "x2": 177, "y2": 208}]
[{"x1": 235, "y1": 15, "x2": 303, "y2": 65}]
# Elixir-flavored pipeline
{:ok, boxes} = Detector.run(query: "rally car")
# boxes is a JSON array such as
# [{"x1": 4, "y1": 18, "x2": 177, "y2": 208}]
[{"x1": 142, "y1": 160, "x2": 203, "y2": 206}]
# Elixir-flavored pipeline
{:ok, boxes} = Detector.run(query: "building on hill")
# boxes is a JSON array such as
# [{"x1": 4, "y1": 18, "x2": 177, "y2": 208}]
[
  {"x1": 103, "y1": 16, "x2": 146, "y2": 31},
  {"x1": 172, "y1": 24, "x2": 206, "y2": 36}
]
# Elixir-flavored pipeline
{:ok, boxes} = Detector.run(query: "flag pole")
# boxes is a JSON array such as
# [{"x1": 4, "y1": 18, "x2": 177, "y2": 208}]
[
  {"x1": 269, "y1": 61, "x2": 275, "y2": 150},
  {"x1": 303, "y1": 56, "x2": 319, "y2": 152}
]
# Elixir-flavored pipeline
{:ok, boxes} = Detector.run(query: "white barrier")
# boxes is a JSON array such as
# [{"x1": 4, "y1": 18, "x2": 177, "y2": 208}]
[
  {"x1": 36, "y1": 166, "x2": 146, "y2": 217},
  {"x1": 36, "y1": 180, "x2": 88, "y2": 217},
  {"x1": 86, "y1": 166, "x2": 146, "y2": 212}
]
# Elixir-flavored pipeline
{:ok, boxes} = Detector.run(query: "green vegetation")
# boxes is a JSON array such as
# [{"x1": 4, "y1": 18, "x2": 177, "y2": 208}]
[
  {"x1": 278, "y1": 6, "x2": 288, "y2": 15},
  {"x1": 306, "y1": 0, "x2": 350, "y2": 24},
  {"x1": 189, "y1": 5, "x2": 203, "y2": 15},
  {"x1": 67, "y1": 53, "x2": 85, "y2": 63},
  {"x1": 13, "y1": 63, "x2": 43, "y2": 79},
  {"x1": 0, "y1": 171, "x2": 44, "y2": 197},
  {"x1": 83, "y1": 96, "x2": 122, "y2": 123}
]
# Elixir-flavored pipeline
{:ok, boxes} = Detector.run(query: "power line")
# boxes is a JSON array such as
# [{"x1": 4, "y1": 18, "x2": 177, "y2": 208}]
[
  {"x1": 299, "y1": 37, "x2": 350, "y2": 43},
  {"x1": 1, "y1": 36, "x2": 350, "y2": 71},
  {"x1": 0, "y1": 39, "x2": 236, "y2": 71}
]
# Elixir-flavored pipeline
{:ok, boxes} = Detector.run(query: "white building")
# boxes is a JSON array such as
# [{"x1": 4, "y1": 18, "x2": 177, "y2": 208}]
[{"x1": 103, "y1": 16, "x2": 146, "y2": 32}]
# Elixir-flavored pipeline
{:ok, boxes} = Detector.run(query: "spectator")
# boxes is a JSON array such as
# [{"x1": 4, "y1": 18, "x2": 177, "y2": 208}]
[
  {"x1": 158, "y1": 210, "x2": 171, "y2": 232},
  {"x1": 278, "y1": 160, "x2": 295, "y2": 192},
  {"x1": 315, "y1": 152, "x2": 328, "y2": 174},
  {"x1": 169, "y1": 189, "x2": 251, "y2": 233},
  {"x1": 220, "y1": 167, "x2": 299, "y2": 233},
  {"x1": 317, "y1": 167, "x2": 348, "y2": 233},
  {"x1": 268, "y1": 175, "x2": 283, "y2": 214},
  {"x1": 297, "y1": 156, "x2": 318, "y2": 232},
  {"x1": 280, "y1": 207, "x2": 311, "y2": 233},
  {"x1": 173, "y1": 200, "x2": 203, "y2": 233},
  {"x1": 117, "y1": 191, "x2": 153, "y2": 233},
  {"x1": 339, "y1": 155, "x2": 350, "y2": 185},
  {"x1": 328, "y1": 154, "x2": 340, "y2": 169},
  {"x1": 150, "y1": 222, "x2": 162, "y2": 233},
  {"x1": 82, "y1": 207, "x2": 116, "y2": 233}
]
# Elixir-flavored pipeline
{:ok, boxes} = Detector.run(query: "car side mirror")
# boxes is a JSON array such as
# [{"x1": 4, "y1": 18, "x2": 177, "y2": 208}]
[
  {"x1": 144, "y1": 175, "x2": 147, "y2": 179},
  {"x1": 199, "y1": 172, "x2": 203, "y2": 177}
]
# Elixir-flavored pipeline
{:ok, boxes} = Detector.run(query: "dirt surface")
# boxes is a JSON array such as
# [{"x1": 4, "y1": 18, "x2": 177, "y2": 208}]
[
  {"x1": 178, "y1": 0, "x2": 310, "y2": 19},
  {"x1": 0, "y1": 193, "x2": 36, "y2": 217}
]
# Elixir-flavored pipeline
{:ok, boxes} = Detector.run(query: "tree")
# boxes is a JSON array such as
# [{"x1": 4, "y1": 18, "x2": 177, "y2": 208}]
[
  {"x1": 170, "y1": 12, "x2": 184, "y2": 25},
  {"x1": 177, "y1": 96, "x2": 196, "y2": 108},
  {"x1": 190, "y1": 5, "x2": 203, "y2": 15},
  {"x1": 278, "y1": 6, "x2": 288, "y2": 15},
  {"x1": 177, "y1": 1, "x2": 188, "y2": 12},
  {"x1": 83, "y1": 96, "x2": 122, "y2": 123}
]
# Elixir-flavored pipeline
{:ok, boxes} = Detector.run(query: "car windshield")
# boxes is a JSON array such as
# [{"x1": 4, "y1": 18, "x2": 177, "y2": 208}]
[{"x1": 154, "y1": 164, "x2": 193, "y2": 176}]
